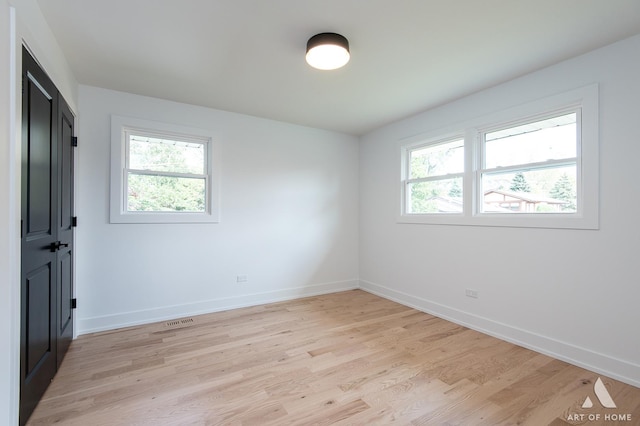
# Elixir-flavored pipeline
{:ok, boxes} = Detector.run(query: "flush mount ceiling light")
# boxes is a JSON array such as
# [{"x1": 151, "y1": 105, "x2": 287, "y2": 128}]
[{"x1": 305, "y1": 33, "x2": 350, "y2": 70}]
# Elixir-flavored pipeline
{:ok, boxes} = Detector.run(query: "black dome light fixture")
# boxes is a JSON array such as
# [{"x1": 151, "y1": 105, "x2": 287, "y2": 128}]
[{"x1": 305, "y1": 32, "x2": 350, "y2": 70}]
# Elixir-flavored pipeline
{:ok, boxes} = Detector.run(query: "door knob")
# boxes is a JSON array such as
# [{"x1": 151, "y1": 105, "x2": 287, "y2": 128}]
[{"x1": 49, "y1": 241, "x2": 69, "y2": 252}]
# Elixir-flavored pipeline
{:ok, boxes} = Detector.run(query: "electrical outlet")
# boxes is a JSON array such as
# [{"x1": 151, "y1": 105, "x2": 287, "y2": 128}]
[
  {"x1": 465, "y1": 289, "x2": 479, "y2": 299},
  {"x1": 236, "y1": 275, "x2": 248, "y2": 283}
]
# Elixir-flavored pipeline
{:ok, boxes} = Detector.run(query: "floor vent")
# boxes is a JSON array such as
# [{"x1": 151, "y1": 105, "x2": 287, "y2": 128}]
[{"x1": 165, "y1": 318, "x2": 195, "y2": 328}]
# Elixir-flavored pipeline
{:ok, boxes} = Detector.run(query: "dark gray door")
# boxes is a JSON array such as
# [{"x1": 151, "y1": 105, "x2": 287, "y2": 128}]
[
  {"x1": 56, "y1": 92, "x2": 74, "y2": 367},
  {"x1": 20, "y1": 47, "x2": 75, "y2": 425}
]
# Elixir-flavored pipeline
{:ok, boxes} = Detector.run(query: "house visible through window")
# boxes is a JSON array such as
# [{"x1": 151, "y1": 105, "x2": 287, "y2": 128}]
[
  {"x1": 480, "y1": 111, "x2": 578, "y2": 214},
  {"x1": 398, "y1": 84, "x2": 598, "y2": 229}
]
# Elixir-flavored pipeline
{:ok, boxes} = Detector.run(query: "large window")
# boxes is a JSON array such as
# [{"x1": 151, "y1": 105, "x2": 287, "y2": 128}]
[
  {"x1": 480, "y1": 111, "x2": 578, "y2": 214},
  {"x1": 111, "y1": 116, "x2": 220, "y2": 223},
  {"x1": 399, "y1": 85, "x2": 598, "y2": 229}
]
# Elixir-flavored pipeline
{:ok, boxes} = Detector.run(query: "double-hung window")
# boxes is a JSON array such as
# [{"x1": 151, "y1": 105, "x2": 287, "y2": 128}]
[
  {"x1": 406, "y1": 137, "x2": 465, "y2": 214},
  {"x1": 479, "y1": 111, "x2": 579, "y2": 214},
  {"x1": 399, "y1": 84, "x2": 598, "y2": 229},
  {"x1": 126, "y1": 130, "x2": 208, "y2": 213},
  {"x1": 111, "y1": 116, "x2": 220, "y2": 223}
]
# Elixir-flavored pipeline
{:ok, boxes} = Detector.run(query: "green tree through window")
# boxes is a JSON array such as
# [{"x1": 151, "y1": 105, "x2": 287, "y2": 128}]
[
  {"x1": 127, "y1": 134, "x2": 207, "y2": 213},
  {"x1": 510, "y1": 172, "x2": 531, "y2": 192},
  {"x1": 550, "y1": 173, "x2": 576, "y2": 211}
]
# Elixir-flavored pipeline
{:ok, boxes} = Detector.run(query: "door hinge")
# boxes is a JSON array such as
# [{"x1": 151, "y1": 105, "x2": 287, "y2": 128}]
[
  {"x1": 71, "y1": 298, "x2": 77, "y2": 309},
  {"x1": 72, "y1": 216, "x2": 78, "y2": 227},
  {"x1": 72, "y1": 136, "x2": 78, "y2": 147}
]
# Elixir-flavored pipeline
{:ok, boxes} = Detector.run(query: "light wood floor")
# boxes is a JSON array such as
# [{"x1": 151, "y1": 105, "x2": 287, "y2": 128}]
[{"x1": 27, "y1": 290, "x2": 639, "y2": 425}]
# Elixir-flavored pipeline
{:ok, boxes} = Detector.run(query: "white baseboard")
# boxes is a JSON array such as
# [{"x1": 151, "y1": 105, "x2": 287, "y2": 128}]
[
  {"x1": 358, "y1": 279, "x2": 640, "y2": 389},
  {"x1": 77, "y1": 278, "x2": 640, "y2": 389},
  {"x1": 78, "y1": 279, "x2": 358, "y2": 335}
]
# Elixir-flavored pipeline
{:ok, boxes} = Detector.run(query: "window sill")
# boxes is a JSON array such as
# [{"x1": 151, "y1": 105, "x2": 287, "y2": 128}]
[
  {"x1": 397, "y1": 212, "x2": 598, "y2": 230},
  {"x1": 109, "y1": 211, "x2": 220, "y2": 224}
]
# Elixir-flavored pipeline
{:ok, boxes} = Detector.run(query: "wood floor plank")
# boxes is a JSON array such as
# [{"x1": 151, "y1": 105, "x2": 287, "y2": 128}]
[{"x1": 26, "y1": 290, "x2": 640, "y2": 425}]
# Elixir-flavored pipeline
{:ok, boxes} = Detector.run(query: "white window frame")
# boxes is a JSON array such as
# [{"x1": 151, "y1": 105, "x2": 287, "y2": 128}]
[
  {"x1": 110, "y1": 115, "x2": 221, "y2": 223},
  {"x1": 398, "y1": 84, "x2": 599, "y2": 230},
  {"x1": 403, "y1": 134, "x2": 466, "y2": 215}
]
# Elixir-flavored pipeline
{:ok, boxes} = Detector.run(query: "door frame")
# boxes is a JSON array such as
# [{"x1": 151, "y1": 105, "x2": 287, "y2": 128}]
[
  {"x1": 4, "y1": 5, "x2": 79, "y2": 423},
  {"x1": 2, "y1": 5, "x2": 21, "y2": 426},
  {"x1": 13, "y1": 42, "x2": 78, "y2": 425}
]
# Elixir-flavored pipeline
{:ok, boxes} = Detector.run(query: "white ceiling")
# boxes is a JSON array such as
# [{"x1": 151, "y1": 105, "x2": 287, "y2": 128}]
[{"x1": 37, "y1": 0, "x2": 640, "y2": 135}]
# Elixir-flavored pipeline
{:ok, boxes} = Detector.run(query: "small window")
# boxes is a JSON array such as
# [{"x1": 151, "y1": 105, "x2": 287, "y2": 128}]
[
  {"x1": 126, "y1": 131, "x2": 207, "y2": 213},
  {"x1": 111, "y1": 116, "x2": 220, "y2": 223},
  {"x1": 406, "y1": 138, "x2": 464, "y2": 214}
]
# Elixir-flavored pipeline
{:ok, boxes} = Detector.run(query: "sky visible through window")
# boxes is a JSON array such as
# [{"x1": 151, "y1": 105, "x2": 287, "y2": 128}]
[
  {"x1": 407, "y1": 112, "x2": 578, "y2": 214},
  {"x1": 481, "y1": 112, "x2": 577, "y2": 213},
  {"x1": 127, "y1": 133, "x2": 207, "y2": 213}
]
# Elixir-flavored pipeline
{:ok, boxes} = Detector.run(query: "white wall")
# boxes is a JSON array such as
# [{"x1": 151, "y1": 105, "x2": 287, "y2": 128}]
[
  {"x1": 359, "y1": 34, "x2": 640, "y2": 387},
  {"x1": 2, "y1": 1, "x2": 79, "y2": 424},
  {"x1": 12, "y1": 0, "x2": 77, "y2": 110},
  {"x1": 1, "y1": 2, "x2": 15, "y2": 423},
  {"x1": 76, "y1": 85, "x2": 359, "y2": 333},
  {"x1": 3, "y1": 3, "x2": 637, "y2": 424}
]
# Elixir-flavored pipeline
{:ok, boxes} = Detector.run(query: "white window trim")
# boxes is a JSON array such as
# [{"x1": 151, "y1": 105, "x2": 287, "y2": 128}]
[
  {"x1": 110, "y1": 115, "x2": 221, "y2": 224},
  {"x1": 402, "y1": 133, "x2": 466, "y2": 215},
  {"x1": 398, "y1": 84, "x2": 599, "y2": 230}
]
